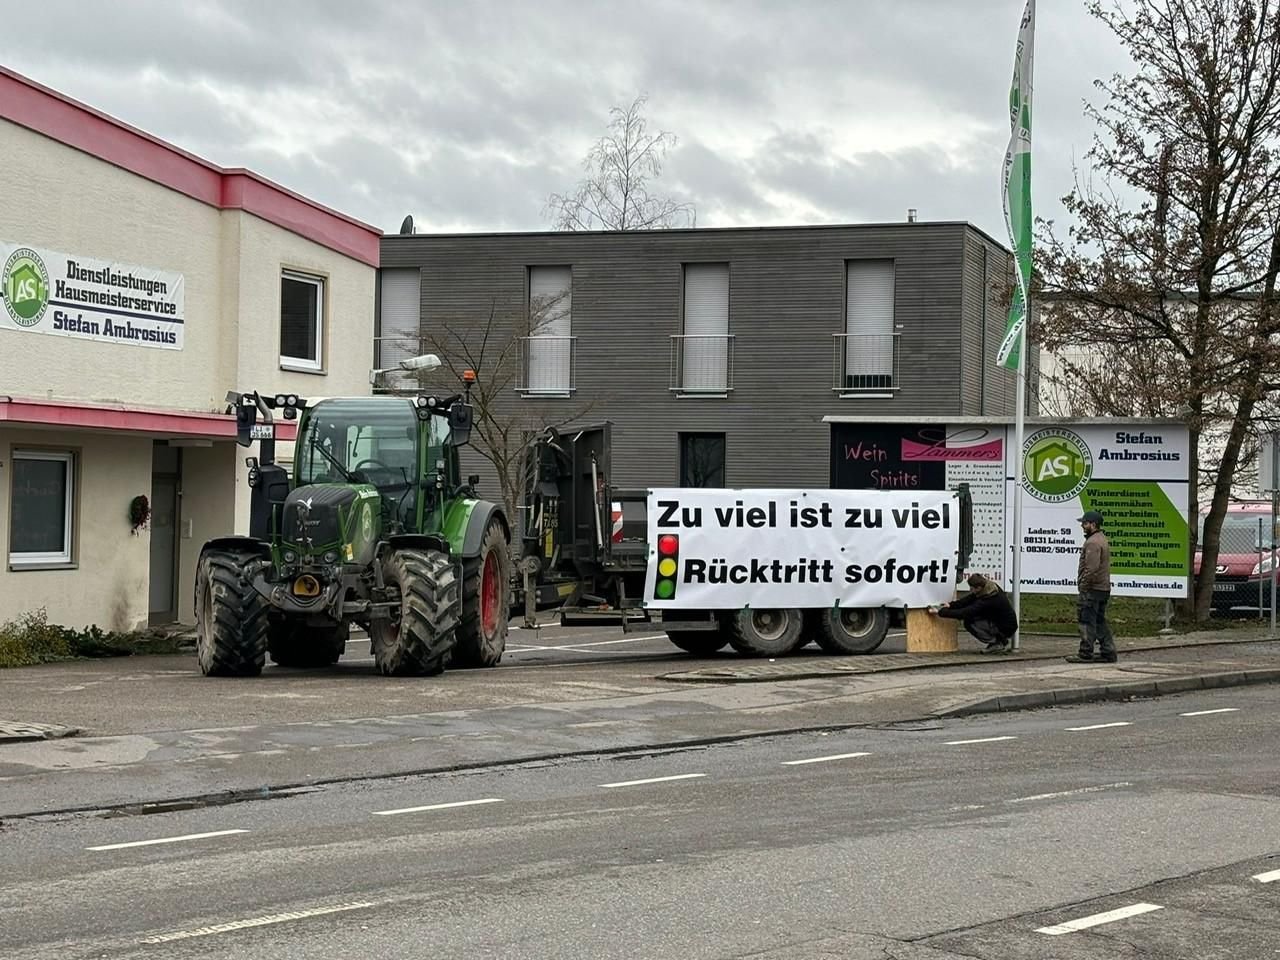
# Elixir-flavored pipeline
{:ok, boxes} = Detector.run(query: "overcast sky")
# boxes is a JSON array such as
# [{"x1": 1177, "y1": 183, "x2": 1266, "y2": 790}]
[{"x1": 3, "y1": 0, "x2": 1133, "y2": 240}]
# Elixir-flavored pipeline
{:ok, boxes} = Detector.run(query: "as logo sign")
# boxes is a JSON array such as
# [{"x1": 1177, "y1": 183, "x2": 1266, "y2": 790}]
[
  {"x1": 2, "y1": 248, "x2": 50, "y2": 328},
  {"x1": 1022, "y1": 428, "x2": 1093, "y2": 503}
]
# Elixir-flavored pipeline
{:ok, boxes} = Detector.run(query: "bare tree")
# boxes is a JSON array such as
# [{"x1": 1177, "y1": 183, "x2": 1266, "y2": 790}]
[
  {"x1": 545, "y1": 94, "x2": 696, "y2": 231},
  {"x1": 381, "y1": 290, "x2": 595, "y2": 533},
  {"x1": 1035, "y1": 0, "x2": 1280, "y2": 620}
]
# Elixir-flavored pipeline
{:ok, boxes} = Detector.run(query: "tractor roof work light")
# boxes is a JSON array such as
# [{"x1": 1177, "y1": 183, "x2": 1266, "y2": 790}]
[{"x1": 654, "y1": 534, "x2": 680, "y2": 600}]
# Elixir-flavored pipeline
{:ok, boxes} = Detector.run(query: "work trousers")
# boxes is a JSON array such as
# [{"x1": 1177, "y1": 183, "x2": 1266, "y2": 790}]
[
  {"x1": 964, "y1": 619, "x2": 1008, "y2": 645},
  {"x1": 1077, "y1": 589, "x2": 1116, "y2": 660}
]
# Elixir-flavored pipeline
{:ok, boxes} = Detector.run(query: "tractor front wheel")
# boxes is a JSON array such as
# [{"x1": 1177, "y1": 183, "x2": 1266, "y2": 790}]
[
  {"x1": 195, "y1": 548, "x2": 269, "y2": 677},
  {"x1": 453, "y1": 518, "x2": 511, "y2": 668},
  {"x1": 370, "y1": 548, "x2": 459, "y2": 676}
]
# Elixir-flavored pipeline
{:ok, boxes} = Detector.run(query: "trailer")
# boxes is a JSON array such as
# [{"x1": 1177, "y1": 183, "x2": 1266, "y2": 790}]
[{"x1": 513, "y1": 423, "x2": 974, "y2": 657}]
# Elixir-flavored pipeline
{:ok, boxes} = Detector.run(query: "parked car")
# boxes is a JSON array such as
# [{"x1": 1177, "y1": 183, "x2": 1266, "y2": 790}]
[{"x1": 1193, "y1": 501, "x2": 1279, "y2": 610}]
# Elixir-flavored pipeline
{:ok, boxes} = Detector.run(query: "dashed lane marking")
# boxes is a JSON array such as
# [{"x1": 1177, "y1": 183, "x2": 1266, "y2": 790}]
[
  {"x1": 781, "y1": 752, "x2": 872, "y2": 766},
  {"x1": 1006, "y1": 782, "x2": 1132, "y2": 804},
  {"x1": 1180, "y1": 708, "x2": 1241, "y2": 717},
  {"x1": 371, "y1": 798, "x2": 504, "y2": 817},
  {"x1": 943, "y1": 736, "x2": 1018, "y2": 746},
  {"x1": 1253, "y1": 868, "x2": 1280, "y2": 883},
  {"x1": 141, "y1": 901, "x2": 377, "y2": 943},
  {"x1": 87, "y1": 829, "x2": 248, "y2": 852},
  {"x1": 1035, "y1": 902, "x2": 1164, "y2": 936},
  {"x1": 599, "y1": 773, "x2": 706, "y2": 789},
  {"x1": 1066, "y1": 722, "x2": 1132, "y2": 731}
]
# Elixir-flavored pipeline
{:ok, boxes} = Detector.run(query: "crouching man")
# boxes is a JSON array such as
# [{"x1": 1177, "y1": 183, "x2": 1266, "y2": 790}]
[{"x1": 929, "y1": 573, "x2": 1019, "y2": 654}]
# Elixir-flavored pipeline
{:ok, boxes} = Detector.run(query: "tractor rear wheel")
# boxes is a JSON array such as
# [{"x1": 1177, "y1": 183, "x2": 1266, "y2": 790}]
[
  {"x1": 814, "y1": 606, "x2": 890, "y2": 655},
  {"x1": 268, "y1": 621, "x2": 348, "y2": 668},
  {"x1": 727, "y1": 607, "x2": 805, "y2": 657},
  {"x1": 452, "y1": 518, "x2": 511, "y2": 668},
  {"x1": 370, "y1": 548, "x2": 459, "y2": 676},
  {"x1": 195, "y1": 548, "x2": 269, "y2": 677}
]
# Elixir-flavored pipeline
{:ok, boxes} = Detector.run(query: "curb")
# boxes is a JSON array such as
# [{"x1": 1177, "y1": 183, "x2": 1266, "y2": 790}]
[
  {"x1": 935, "y1": 667, "x2": 1280, "y2": 718},
  {"x1": 659, "y1": 634, "x2": 1280, "y2": 684}
]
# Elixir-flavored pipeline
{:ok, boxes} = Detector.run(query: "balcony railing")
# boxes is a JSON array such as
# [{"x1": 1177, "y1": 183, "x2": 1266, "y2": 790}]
[
  {"x1": 670, "y1": 334, "x2": 735, "y2": 395},
  {"x1": 832, "y1": 333, "x2": 900, "y2": 395},
  {"x1": 517, "y1": 335, "x2": 577, "y2": 396}
]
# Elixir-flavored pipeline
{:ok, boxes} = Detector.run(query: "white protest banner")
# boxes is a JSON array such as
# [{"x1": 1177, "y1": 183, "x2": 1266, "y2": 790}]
[
  {"x1": 643, "y1": 488, "x2": 962, "y2": 610},
  {"x1": 1, "y1": 240, "x2": 184, "y2": 350}
]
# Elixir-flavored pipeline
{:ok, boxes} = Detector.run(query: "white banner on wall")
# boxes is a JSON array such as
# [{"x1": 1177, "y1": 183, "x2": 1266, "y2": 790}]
[
  {"x1": 643, "y1": 488, "x2": 963, "y2": 610},
  {"x1": 1, "y1": 241, "x2": 184, "y2": 350}
]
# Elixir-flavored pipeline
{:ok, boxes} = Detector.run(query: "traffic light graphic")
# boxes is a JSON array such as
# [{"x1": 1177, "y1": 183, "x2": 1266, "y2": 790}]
[{"x1": 654, "y1": 534, "x2": 679, "y2": 599}]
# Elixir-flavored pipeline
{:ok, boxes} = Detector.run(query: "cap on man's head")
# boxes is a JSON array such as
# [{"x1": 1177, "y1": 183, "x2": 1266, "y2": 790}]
[{"x1": 1078, "y1": 510, "x2": 1104, "y2": 525}]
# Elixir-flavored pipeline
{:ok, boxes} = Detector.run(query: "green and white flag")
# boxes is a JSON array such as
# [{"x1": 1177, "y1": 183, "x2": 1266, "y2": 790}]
[{"x1": 998, "y1": 0, "x2": 1035, "y2": 370}]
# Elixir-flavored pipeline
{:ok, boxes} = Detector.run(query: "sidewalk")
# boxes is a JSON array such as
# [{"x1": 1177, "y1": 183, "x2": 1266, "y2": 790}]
[{"x1": 1, "y1": 633, "x2": 1277, "y2": 820}]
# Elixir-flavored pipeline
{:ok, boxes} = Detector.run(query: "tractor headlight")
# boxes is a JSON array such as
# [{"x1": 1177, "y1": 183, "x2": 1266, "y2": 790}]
[
  {"x1": 323, "y1": 551, "x2": 339, "y2": 564},
  {"x1": 284, "y1": 550, "x2": 297, "y2": 564}
]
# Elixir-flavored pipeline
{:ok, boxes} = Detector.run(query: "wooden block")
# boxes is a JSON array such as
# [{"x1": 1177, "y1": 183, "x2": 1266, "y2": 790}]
[{"x1": 905, "y1": 608, "x2": 959, "y2": 653}]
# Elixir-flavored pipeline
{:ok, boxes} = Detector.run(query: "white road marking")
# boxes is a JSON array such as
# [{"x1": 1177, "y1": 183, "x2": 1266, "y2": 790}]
[
  {"x1": 1252, "y1": 868, "x2": 1280, "y2": 883},
  {"x1": 943, "y1": 736, "x2": 1018, "y2": 745},
  {"x1": 1006, "y1": 782, "x2": 1133, "y2": 804},
  {"x1": 1066, "y1": 722, "x2": 1132, "y2": 731},
  {"x1": 599, "y1": 773, "x2": 706, "y2": 789},
  {"x1": 508, "y1": 634, "x2": 668, "y2": 653},
  {"x1": 87, "y1": 829, "x2": 248, "y2": 851},
  {"x1": 781, "y1": 752, "x2": 872, "y2": 766},
  {"x1": 1180, "y1": 708, "x2": 1240, "y2": 717},
  {"x1": 371, "y1": 798, "x2": 504, "y2": 817},
  {"x1": 141, "y1": 901, "x2": 377, "y2": 943},
  {"x1": 1035, "y1": 902, "x2": 1164, "y2": 936}
]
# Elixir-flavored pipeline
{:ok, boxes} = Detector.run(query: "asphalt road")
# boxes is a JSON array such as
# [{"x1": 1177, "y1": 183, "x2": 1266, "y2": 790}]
[{"x1": 3, "y1": 684, "x2": 1278, "y2": 959}]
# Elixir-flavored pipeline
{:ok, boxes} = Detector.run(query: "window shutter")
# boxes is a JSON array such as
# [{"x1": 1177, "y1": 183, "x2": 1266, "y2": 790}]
[
  {"x1": 844, "y1": 260, "x2": 895, "y2": 386},
  {"x1": 528, "y1": 266, "x2": 572, "y2": 393},
  {"x1": 378, "y1": 269, "x2": 421, "y2": 387},
  {"x1": 682, "y1": 263, "x2": 729, "y2": 392}
]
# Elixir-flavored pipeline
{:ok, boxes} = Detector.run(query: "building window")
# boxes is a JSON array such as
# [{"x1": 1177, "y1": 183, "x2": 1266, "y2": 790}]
[
  {"x1": 523, "y1": 266, "x2": 574, "y2": 396},
  {"x1": 675, "y1": 263, "x2": 732, "y2": 394},
  {"x1": 375, "y1": 268, "x2": 422, "y2": 391},
  {"x1": 9, "y1": 450, "x2": 74, "y2": 567},
  {"x1": 680, "y1": 433, "x2": 726, "y2": 488},
  {"x1": 838, "y1": 259, "x2": 898, "y2": 394},
  {"x1": 280, "y1": 270, "x2": 325, "y2": 371}
]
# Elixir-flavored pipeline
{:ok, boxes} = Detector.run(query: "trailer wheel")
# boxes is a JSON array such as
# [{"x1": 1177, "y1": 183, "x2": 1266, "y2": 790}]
[
  {"x1": 195, "y1": 548, "x2": 269, "y2": 677},
  {"x1": 814, "y1": 606, "x2": 890, "y2": 655},
  {"x1": 268, "y1": 621, "x2": 348, "y2": 668},
  {"x1": 666, "y1": 631, "x2": 729, "y2": 655},
  {"x1": 370, "y1": 548, "x2": 460, "y2": 676},
  {"x1": 728, "y1": 607, "x2": 805, "y2": 657},
  {"x1": 453, "y1": 518, "x2": 511, "y2": 668}
]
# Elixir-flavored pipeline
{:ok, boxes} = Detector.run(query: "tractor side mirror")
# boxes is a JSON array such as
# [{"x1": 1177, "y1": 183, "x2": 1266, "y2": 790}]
[
  {"x1": 234, "y1": 403, "x2": 258, "y2": 447},
  {"x1": 468, "y1": 474, "x2": 481, "y2": 488},
  {"x1": 448, "y1": 401, "x2": 474, "y2": 446}
]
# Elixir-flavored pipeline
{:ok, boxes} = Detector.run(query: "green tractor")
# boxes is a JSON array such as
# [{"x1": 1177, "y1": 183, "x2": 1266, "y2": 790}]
[{"x1": 194, "y1": 361, "x2": 511, "y2": 677}]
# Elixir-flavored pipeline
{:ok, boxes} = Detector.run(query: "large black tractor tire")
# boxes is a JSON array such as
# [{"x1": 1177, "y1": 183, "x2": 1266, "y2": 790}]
[
  {"x1": 814, "y1": 606, "x2": 890, "y2": 655},
  {"x1": 727, "y1": 607, "x2": 805, "y2": 657},
  {"x1": 370, "y1": 548, "x2": 460, "y2": 676},
  {"x1": 452, "y1": 518, "x2": 511, "y2": 668},
  {"x1": 666, "y1": 630, "x2": 730, "y2": 655},
  {"x1": 195, "y1": 549, "x2": 270, "y2": 677},
  {"x1": 268, "y1": 621, "x2": 349, "y2": 668}
]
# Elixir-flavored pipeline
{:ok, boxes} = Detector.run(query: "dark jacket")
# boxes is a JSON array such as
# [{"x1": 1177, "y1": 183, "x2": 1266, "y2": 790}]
[
  {"x1": 1078, "y1": 530, "x2": 1112, "y2": 592},
  {"x1": 938, "y1": 585, "x2": 1019, "y2": 636}
]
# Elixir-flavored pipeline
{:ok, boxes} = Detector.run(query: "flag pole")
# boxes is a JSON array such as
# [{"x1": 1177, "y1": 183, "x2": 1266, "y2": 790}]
[{"x1": 999, "y1": 0, "x2": 1035, "y2": 651}]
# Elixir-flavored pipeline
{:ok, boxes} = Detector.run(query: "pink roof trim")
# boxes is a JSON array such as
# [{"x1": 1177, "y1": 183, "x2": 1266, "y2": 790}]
[
  {"x1": 0, "y1": 396, "x2": 298, "y2": 441},
  {"x1": 0, "y1": 66, "x2": 381, "y2": 267}
]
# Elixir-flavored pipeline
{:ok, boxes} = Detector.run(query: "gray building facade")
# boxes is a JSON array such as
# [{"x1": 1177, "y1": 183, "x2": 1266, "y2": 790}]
[{"x1": 377, "y1": 221, "x2": 1034, "y2": 494}]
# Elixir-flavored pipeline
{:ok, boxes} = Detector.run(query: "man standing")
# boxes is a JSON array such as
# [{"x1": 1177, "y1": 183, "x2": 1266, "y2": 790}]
[
  {"x1": 929, "y1": 573, "x2": 1019, "y2": 654},
  {"x1": 1067, "y1": 510, "x2": 1116, "y2": 663}
]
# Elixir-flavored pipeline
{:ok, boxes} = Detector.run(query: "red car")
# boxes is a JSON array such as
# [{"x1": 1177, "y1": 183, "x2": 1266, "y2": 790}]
[{"x1": 1194, "y1": 501, "x2": 1279, "y2": 610}]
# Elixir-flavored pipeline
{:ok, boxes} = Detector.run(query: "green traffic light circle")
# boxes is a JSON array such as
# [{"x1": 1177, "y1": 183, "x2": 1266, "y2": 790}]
[{"x1": 656, "y1": 579, "x2": 675, "y2": 599}]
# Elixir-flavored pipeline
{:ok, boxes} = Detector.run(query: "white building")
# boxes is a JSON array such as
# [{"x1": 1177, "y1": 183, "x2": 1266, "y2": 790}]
[{"x1": 0, "y1": 67, "x2": 381, "y2": 630}]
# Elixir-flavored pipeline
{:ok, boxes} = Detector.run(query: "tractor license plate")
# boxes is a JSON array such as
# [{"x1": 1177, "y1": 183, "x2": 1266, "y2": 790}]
[
  {"x1": 1213, "y1": 583, "x2": 1235, "y2": 592},
  {"x1": 249, "y1": 424, "x2": 275, "y2": 440}
]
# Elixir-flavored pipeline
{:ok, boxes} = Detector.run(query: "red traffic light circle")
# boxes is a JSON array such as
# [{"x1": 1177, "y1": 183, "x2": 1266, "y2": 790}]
[{"x1": 658, "y1": 534, "x2": 679, "y2": 556}]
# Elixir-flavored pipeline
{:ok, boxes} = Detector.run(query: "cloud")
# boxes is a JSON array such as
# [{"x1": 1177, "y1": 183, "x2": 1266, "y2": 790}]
[{"x1": 1, "y1": 0, "x2": 1134, "y2": 238}]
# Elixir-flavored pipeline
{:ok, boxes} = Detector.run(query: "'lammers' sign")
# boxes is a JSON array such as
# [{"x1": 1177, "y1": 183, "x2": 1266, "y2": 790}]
[{"x1": 1, "y1": 241, "x2": 184, "y2": 350}]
